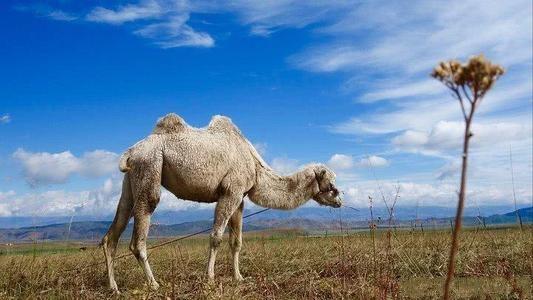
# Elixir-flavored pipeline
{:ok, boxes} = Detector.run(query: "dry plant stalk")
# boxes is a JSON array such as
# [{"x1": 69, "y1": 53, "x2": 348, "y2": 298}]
[
  {"x1": 431, "y1": 54, "x2": 504, "y2": 299},
  {"x1": 509, "y1": 146, "x2": 523, "y2": 230},
  {"x1": 368, "y1": 196, "x2": 377, "y2": 277}
]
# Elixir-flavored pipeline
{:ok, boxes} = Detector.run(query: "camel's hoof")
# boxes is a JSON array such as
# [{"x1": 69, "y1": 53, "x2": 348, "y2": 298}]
[
  {"x1": 149, "y1": 281, "x2": 160, "y2": 291},
  {"x1": 111, "y1": 288, "x2": 121, "y2": 295},
  {"x1": 234, "y1": 274, "x2": 244, "y2": 282},
  {"x1": 110, "y1": 283, "x2": 120, "y2": 295}
]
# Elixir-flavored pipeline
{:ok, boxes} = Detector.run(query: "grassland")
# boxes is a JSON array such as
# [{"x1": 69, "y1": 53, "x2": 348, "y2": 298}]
[{"x1": 0, "y1": 227, "x2": 531, "y2": 299}]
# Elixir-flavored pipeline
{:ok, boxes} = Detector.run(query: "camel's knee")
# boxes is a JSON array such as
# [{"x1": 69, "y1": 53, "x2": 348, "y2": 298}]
[
  {"x1": 101, "y1": 234, "x2": 109, "y2": 247},
  {"x1": 129, "y1": 242, "x2": 145, "y2": 260},
  {"x1": 210, "y1": 232, "x2": 223, "y2": 249},
  {"x1": 129, "y1": 242, "x2": 138, "y2": 258},
  {"x1": 102, "y1": 234, "x2": 118, "y2": 255},
  {"x1": 230, "y1": 237, "x2": 242, "y2": 252},
  {"x1": 102, "y1": 232, "x2": 117, "y2": 246}
]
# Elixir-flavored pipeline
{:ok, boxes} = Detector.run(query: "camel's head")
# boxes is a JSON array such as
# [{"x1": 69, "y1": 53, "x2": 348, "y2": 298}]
[{"x1": 312, "y1": 165, "x2": 342, "y2": 208}]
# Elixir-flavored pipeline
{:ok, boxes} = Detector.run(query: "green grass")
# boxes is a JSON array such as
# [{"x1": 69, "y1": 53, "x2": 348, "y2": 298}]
[
  {"x1": 0, "y1": 227, "x2": 531, "y2": 299},
  {"x1": 0, "y1": 243, "x2": 83, "y2": 256}
]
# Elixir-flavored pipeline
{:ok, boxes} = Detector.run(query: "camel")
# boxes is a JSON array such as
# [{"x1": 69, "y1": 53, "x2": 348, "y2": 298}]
[{"x1": 101, "y1": 113, "x2": 342, "y2": 293}]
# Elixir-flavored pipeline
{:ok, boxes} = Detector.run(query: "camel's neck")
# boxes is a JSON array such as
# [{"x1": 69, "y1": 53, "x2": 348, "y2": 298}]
[{"x1": 247, "y1": 166, "x2": 316, "y2": 210}]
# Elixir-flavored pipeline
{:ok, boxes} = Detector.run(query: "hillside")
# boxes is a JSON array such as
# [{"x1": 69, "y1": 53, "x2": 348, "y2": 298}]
[
  {"x1": 0, "y1": 206, "x2": 530, "y2": 242},
  {"x1": 0, "y1": 204, "x2": 527, "y2": 228}
]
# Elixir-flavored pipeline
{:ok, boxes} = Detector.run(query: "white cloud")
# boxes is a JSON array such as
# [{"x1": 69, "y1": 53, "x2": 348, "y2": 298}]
[
  {"x1": 331, "y1": 75, "x2": 531, "y2": 137},
  {"x1": 290, "y1": 46, "x2": 365, "y2": 73},
  {"x1": 328, "y1": 154, "x2": 389, "y2": 170},
  {"x1": 36, "y1": 1, "x2": 349, "y2": 48},
  {"x1": 84, "y1": 1, "x2": 214, "y2": 48},
  {"x1": 292, "y1": 0, "x2": 531, "y2": 75},
  {"x1": 0, "y1": 189, "x2": 91, "y2": 217},
  {"x1": 328, "y1": 154, "x2": 354, "y2": 170},
  {"x1": 339, "y1": 180, "x2": 532, "y2": 208},
  {"x1": 0, "y1": 114, "x2": 11, "y2": 124},
  {"x1": 359, "y1": 80, "x2": 442, "y2": 103},
  {"x1": 270, "y1": 157, "x2": 300, "y2": 175},
  {"x1": 47, "y1": 10, "x2": 77, "y2": 21},
  {"x1": 134, "y1": 15, "x2": 214, "y2": 48},
  {"x1": 436, "y1": 160, "x2": 461, "y2": 181},
  {"x1": 78, "y1": 150, "x2": 120, "y2": 177},
  {"x1": 0, "y1": 191, "x2": 16, "y2": 217},
  {"x1": 86, "y1": 0, "x2": 162, "y2": 24},
  {"x1": 13, "y1": 149, "x2": 80, "y2": 185},
  {"x1": 358, "y1": 155, "x2": 389, "y2": 168},
  {"x1": 392, "y1": 120, "x2": 530, "y2": 154},
  {"x1": 391, "y1": 130, "x2": 429, "y2": 150},
  {"x1": 12, "y1": 149, "x2": 119, "y2": 186},
  {"x1": 226, "y1": 1, "x2": 349, "y2": 37},
  {"x1": 0, "y1": 176, "x2": 214, "y2": 217},
  {"x1": 14, "y1": 5, "x2": 77, "y2": 22}
]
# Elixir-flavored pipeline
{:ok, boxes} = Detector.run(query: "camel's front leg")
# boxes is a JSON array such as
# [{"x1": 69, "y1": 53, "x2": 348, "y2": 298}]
[
  {"x1": 228, "y1": 201, "x2": 244, "y2": 281},
  {"x1": 207, "y1": 195, "x2": 243, "y2": 281}
]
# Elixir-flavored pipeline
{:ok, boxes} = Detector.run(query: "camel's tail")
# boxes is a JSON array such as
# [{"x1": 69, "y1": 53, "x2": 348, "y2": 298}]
[{"x1": 118, "y1": 150, "x2": 131, "y2": 172}]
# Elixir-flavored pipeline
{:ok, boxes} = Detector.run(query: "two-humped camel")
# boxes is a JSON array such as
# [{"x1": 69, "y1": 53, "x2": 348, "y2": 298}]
[{"x1": 101, "y1": 113, "x2": 342, "y2": 293}]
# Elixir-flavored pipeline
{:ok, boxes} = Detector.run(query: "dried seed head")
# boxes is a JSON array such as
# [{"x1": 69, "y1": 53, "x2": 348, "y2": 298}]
[{"x1": 432, "y1": 54, "x2": 504, "y2": 99}]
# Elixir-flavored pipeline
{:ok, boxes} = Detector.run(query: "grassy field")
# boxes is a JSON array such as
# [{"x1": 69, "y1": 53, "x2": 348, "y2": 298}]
[{"x1": 0, "y1": 227, "x2": 531, "y2": 299}]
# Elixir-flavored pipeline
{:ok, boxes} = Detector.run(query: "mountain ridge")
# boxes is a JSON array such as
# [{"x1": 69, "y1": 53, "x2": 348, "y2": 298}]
[
  {"x1": 1, "y1": 204, "x2": 529, "y2": 229},
  {"x1": 0, "y1": 207, "x2": 530, "y2": 242}
]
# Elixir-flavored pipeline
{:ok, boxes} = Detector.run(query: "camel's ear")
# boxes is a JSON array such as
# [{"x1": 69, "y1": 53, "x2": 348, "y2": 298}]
[{"x1": 314, "y1": 168, "x2": 326, "y2": 181}]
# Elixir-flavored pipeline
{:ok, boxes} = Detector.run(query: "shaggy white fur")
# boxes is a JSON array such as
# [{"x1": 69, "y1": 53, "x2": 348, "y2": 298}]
[{"x1": 101, "y1": 113, "x2": 342, "y2": 293}]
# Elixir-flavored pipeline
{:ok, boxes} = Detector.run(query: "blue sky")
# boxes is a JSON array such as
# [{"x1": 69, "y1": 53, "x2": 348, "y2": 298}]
[{"x1": 0, "y1": 0, "x2": 531, "y2": 218}]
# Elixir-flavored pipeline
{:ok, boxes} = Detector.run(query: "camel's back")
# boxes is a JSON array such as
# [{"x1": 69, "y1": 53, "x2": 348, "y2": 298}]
[
  {"x1": 162, "y1": 116, "x2": 257, "y2": 170},
  {"x1": 156, "y1": 115, "x2": 261, "y2": 201}
]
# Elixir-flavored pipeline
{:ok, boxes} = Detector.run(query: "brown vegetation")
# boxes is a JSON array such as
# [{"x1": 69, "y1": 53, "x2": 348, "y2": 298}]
[{"x1": 0, "y1": 227, "x2": 531, "y2": 299}]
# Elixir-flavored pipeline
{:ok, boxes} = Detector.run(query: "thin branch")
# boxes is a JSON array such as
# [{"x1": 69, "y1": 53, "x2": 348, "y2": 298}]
[
  {"x1": 451, "y1": 87, "x2": 468, "y2": 121},
  {"x1": 509, "y1": 145, "x2": 523, "y2": 230},
  {"x1": 460, "y1": 85, "x2": 473, "y2": 104},
  {"x1": 367, "y1": 154, "x2": 388, "y2": 212},
  {"x1": 388, "y1": 182, "x2": 401, "y2": 228}
]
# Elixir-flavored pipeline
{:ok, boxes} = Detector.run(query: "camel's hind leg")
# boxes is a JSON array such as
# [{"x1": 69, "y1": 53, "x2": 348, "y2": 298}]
[
  {"x1": 228, "y1": 201, "x2": 244, "y2": 281},
  {"x1": 102, "y1": 173, "x2": 134, "y2": 293},
  {"x1": 128, "y1": 162, "x2": 162, "y2": 291},
  {"x1": 130, "y1": 208, "x2": 159, "y2": 290}
]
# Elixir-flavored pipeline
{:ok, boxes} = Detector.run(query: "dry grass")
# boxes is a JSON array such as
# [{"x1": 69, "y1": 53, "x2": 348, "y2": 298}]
[{"x1": 0, "y1": 227, "x2": 531, "y2": 299}]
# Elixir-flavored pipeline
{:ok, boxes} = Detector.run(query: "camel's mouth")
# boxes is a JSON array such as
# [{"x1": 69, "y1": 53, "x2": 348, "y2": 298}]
[{"x1": 314, "y1": 187, "x2": 342, "y2": 208}]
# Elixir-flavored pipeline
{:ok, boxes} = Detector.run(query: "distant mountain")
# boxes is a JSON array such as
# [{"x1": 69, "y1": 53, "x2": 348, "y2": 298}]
[
  {"x1": 486, "y1": 207, "x2": 533, "y2": 223},
  {"x1": 0, "y1": 204, "x2": 525, "y2": 229},
  {"x1": 0, "y1": 221, "x2": 111, "y2": 242},
  {"x1": 0, "y1": 207, "x2": 530, "y2": 242},
  {"x1": 0, "y1": 220, "x2": 260, "y2": 242}
]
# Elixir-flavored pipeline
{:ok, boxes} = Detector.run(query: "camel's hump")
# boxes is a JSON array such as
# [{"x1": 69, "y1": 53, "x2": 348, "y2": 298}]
[
  {"x1": 153, "y1": 113, "x2": 188, "y2": 134},
  {"x1": 207, "y1": 115, "x2": 243, "y2": 135},
  {"x1": 208, "y1": 115, "x2": 272, "y2": 171}
]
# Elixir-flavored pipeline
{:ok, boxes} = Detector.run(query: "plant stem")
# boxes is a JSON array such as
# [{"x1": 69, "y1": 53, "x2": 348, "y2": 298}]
[
  {"x1": 509, "y1": 146, "x2": 523, "y2": 231},
  {"x1": 443, "y1": 111, "x2": 473, "y2": 299}
]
